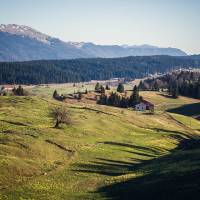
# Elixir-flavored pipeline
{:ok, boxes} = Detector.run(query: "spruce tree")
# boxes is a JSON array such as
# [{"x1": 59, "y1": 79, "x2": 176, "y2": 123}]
[
  {"x1": 117, "y1": 83, "x2": 124, "y2": 93},
  {"x1": 53, "y1": 90, "x2": 59, "y2": 99},
  {"x1": 129, "y1": 85, "x2": 140, "y2": 105},
  {"x1": 172, "y1": 81, "x2": 179, "y2": 98},
  {"x1": 14, "y1": 85, "x2": 25, "y2": 96},
  {"x1": 100, "y1": 85, "x2": 105, "y2": 94},
  {"x1": 95, "y1": 82, "x2": 101, "y2": 92},
  {"x1": 105, "y1": 84, "x2": 110, "y2": 90},
  {"x1": 120, "y1": 97, "x2": 128, "y2": 108}
]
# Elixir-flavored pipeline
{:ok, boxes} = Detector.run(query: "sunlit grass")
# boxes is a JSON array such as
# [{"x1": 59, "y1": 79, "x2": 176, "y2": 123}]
[{"x1": 0, "y1": 91, "x2": 200, "y2": 199}]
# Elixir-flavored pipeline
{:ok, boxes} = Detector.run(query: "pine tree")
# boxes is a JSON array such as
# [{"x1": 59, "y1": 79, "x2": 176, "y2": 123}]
[
  {"x1": 13, "y1": 85, "x2": 25, "y2": 96},
  {"x1": 98, "y1": 93, "x2": 107, "y2": 104},
  {"x1": 129, "y1": 85, "x2": 140, "y2": 105},
  {"x1": 153, "y1": 81, "x2": 159, "y2": 91},
  {"x1": 101, "y1": 86, "x2": 105, "y2": 94},
  {"x1": 138, "y1": 81, "x2": 143, "y2": 89},
  {"x1": 95, "y1": 82, "x2": 101, "y2": 92},
  {"x1": 53, "y1": 90, "x2": 59, "y2": 99},
  {"x1": 113, "y1": 92, "x2": 121, "y2": 106},
  {"x1": 120, "y1": 97, "x2": 128, "y2": 108},
  {"x1": 172, "y1": 81, "x2": 179, "y2": 98},
  {"x1": 105, "y1": 84, "x2": 110, "y2": 90},
  {"x1": 117, "y1": 83, "x2": 124, "y2": 93},
  {"x1": 196, "y1": 83, "x2": 200, "y2": 99}
]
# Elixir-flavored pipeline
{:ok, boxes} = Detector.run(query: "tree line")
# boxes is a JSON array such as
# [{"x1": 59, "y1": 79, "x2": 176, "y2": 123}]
[{"x1": 0, "y1": 55, "x2": 200, "y2": 84}]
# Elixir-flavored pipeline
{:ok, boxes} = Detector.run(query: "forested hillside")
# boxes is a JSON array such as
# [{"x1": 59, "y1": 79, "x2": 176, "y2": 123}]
[
  {"x1": 139, "y1": 70, "x2": 200, "y2": 99},
  {"x1": 0, "y1": 55, "x2": 200, "y2": 84}
]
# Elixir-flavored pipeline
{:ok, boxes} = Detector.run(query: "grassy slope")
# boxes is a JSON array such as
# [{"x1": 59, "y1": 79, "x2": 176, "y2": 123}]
[{"x1": 0, "y1": 92, "x2": 200, "y2": 199}]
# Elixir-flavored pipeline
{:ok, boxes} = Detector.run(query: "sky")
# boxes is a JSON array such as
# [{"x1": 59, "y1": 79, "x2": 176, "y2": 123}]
[{"x1": 0, "y1": 0, "x2": 200, "y2": 54}]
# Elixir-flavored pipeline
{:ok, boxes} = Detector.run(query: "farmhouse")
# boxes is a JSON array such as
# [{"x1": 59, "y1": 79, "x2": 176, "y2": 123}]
[
  {"x1": 135, "y1": 100, "x2": 154, "y2": 112},
  {"x1": 1, "y1": 85, "x2": 14, "y2": 91},
  {"x1": 0, "y1": 85, "x2": 14, "y2": 95}
]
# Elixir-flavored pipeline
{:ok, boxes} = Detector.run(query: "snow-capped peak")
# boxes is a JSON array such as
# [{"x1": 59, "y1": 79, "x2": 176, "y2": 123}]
[
  {"x1": 67, "y1": 41, "x2": 86, "y2": 48},
  {"x1": 0, "y1": 24, "x2": 50, "y2": 44}
]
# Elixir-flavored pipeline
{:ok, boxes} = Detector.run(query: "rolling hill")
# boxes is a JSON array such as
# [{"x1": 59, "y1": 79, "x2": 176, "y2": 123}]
[{"x1": 0, "y1": 89, "x2": 200, "y2": 199}]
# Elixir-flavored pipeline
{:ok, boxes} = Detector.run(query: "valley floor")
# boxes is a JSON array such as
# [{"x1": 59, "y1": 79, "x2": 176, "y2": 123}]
[{"x1": 0, "y1": 91, "x2": 200, "y2": 199}]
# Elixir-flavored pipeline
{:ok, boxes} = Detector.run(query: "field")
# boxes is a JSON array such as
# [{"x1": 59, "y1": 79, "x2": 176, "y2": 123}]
[{"x1": 0, "y1": 86, "x2": 200, "y2": 199}]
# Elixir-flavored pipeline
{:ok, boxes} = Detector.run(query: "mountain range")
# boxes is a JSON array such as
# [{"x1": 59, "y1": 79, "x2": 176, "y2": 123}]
[{"x1": 0, "y1": 24, "x2": 187, "y2": 61}]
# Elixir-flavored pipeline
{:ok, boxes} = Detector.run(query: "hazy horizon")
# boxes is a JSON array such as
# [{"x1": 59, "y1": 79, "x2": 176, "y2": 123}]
[{"x1": 0, "y1": 0, "x2": 200, "y2": 54}]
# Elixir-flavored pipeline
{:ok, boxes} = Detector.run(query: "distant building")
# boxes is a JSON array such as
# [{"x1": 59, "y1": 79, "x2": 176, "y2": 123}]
[
  {"x1": 2, "y1": 85, "x2": 14, "y2": 91},
  {"x1": 135, "y1": 100, "x2": 154, "y2": 112},
  {"x1": 0, "y1": 85, "x2": 14, "y2": 95}
]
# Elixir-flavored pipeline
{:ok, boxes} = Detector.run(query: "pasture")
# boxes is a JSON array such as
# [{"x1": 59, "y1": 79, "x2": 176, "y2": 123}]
[{"x1": 0, "y1": 88, "x2": 200, "y2": 199}]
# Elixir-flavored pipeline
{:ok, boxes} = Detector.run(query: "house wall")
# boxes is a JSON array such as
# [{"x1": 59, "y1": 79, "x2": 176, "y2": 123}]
[{"x1": 135, "y1": 103, "x2": 146, "y2": 111}]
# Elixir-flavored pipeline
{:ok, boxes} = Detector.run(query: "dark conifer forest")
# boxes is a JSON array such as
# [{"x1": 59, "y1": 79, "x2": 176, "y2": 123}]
[
  {"x1": 0, "y1": 55, "x2": 200, "y2": 84},
  {"x1": 139, "y1": 70, "x2": 200, "y2": 99}
]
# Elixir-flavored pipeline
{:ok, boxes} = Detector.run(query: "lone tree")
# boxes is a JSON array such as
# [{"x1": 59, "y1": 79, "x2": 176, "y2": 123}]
[
  {"x1": 117, "y1": 83, "x2": 124, "y2": 93},
  {"x1": 50, "y1": 106, "x2": 71, "y2": 128},
  {"x1": 95, "y1": 82, "x2": 101, "y2": 92},
  {"x1": 53, "y1": 90, "x2": 59, "y2": 99},
  {"x1": 105, "y1": 84, "x2": 110, "y2": 90}
]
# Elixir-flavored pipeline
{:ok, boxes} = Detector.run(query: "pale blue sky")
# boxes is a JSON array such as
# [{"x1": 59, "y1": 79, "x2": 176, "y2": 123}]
[{"x1": 0, "y1": 0, "x2": 200, "y2": 54}]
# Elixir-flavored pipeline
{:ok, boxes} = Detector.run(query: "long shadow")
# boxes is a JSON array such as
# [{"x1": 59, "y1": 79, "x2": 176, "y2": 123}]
[
  {"x1": 98, "y1": 141, "x2": 162, "y2": 155},
  {"x1": 74, "y1": 136, "x2": 200, "y2": 199},
  {"x1": 167, "y1": 102, "x2": 200, "y2": 117},
  {"x1": 98, "y1": 138, "x2": 200, "y2": 200},
  {"x1": 150, "y1": 128, "x2": 191, "y2": 140},
  {"x1": 73, "y1": 142, "x2": 162, "y2": 176}
]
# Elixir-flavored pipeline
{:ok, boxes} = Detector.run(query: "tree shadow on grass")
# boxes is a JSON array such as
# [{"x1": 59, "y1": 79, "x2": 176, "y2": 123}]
[
  {"x1": 150, "y1": 128, "x2": 191, "y2": 140},
  {"x1": 73, "y1": 141, "x2": 162, "y2": 176},
  {"x1": 99, "y1": 141, "x2": 162, "y2": 155},
  {"x1": 167, "y1": 102, "x2": 200, "y2": 117},
  {"x1": 74, "y1": 135, "x2": 200, "y2": 199}
]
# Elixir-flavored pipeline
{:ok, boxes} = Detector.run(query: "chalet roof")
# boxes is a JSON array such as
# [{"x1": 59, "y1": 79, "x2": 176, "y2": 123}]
[
  {"x1": 135, "y1": 100, "x2": 154, "y2": 107},
  {"x1": 141, "y1": 100, "x2": 154, "y2": 106},
  {"x1": 2, "y1": 85, "x2": 14, "y2": 89}
]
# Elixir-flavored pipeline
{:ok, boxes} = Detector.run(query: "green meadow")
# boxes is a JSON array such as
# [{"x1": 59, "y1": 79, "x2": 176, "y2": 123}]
[{"x1": 0, "y1": 89, "x2": 200, "y2": 199}]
